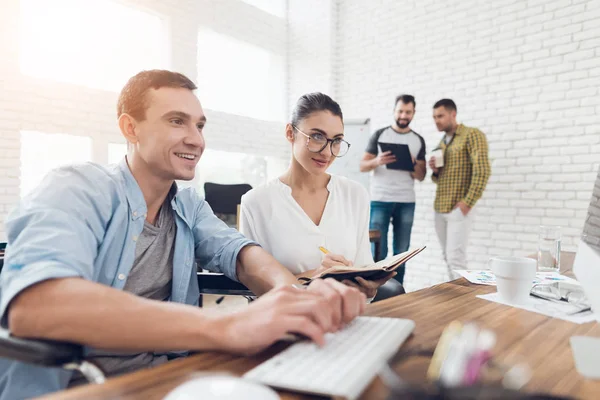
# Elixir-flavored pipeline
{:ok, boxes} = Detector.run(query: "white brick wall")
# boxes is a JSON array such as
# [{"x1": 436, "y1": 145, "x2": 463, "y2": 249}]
[
  {"x1": 287, "y1": 0, "x2": 337, "y2": 107},
  {"x1": 0, "y1": 0, "x2": 289, "y2": 240},
  {"x1": 333, "y1": 0, "x2": 600, "y2": 291}
]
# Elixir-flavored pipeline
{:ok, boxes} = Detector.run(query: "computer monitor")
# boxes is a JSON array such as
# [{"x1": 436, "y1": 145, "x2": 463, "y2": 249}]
[{"x1": 573, "y1": 165, "x2": 600, "y2": 323}]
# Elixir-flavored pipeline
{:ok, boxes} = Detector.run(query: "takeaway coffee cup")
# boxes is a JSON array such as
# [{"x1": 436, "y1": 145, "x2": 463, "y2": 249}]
[
  {"x1": 431, "y1": 149, "x2": 444, "y2": 168},
  {"x1": 489, "y1": 256, "x2": 536, "y2": 305}
]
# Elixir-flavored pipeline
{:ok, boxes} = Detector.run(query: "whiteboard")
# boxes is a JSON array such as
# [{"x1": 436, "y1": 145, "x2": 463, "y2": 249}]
[{"x1": 328, "y1": 118, "x2": 371, "y2": 191}]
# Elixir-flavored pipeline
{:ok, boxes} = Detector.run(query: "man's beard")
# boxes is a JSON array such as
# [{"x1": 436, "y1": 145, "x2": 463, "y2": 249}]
[{"x1": 396, "y1": 118, "x2": 411, "y2": 129}]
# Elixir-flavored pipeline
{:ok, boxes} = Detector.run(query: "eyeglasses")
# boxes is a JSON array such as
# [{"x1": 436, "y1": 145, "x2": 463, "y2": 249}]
[{"x1": 293, "y1": 126, "x2": 351, "y2": 157}]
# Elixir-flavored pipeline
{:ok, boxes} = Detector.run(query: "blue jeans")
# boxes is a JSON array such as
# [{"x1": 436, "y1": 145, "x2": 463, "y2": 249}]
[{"x1": 369, "y1": 201, "x2": 416, "y2": 284}]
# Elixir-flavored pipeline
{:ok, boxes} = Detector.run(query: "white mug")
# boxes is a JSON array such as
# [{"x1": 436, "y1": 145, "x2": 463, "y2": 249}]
[
  {"x1": 489, "y1": 256, "x2": 536, "y2": 305},
  {"x1": 431, "y1": 149, "x2": 444, "y2": 168}
]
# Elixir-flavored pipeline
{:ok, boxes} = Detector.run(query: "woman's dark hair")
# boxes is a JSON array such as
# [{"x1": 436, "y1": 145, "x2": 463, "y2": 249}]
[{"x1": 291, "y1": 92, "x2": 343, "y2": 126}]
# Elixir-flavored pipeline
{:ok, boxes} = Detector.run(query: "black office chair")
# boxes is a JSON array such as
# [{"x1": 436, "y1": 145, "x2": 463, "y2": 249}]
[
  {"x1": 374, "y1": 279, "x2": 406, "y2": 302},
  {"x1": 203, "y1": 182, "x2": 252, "y2": 228},
  {"x1": 199, "y1": 182, "x2": 255, "y2": 304},
  {"x1": 196, "y1": 271, "x2": 253, "y2": 306},
  {"x1": 0, "y1": 242, "x2": 105, "y2": 384}
]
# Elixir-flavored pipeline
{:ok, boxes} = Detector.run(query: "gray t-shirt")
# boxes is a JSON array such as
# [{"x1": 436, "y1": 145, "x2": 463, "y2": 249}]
[
  {"x1": 69, "y1": 197, "x2": 176, "y2": 386},
  {"x1": 365, "y1": 126, "x2": 426, "y2": 203}
]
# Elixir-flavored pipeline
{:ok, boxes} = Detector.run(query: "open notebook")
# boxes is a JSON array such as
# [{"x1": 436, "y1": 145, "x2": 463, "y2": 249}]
[{"x1": 298, "y1": 246, "x2": 426, "y2": 284}]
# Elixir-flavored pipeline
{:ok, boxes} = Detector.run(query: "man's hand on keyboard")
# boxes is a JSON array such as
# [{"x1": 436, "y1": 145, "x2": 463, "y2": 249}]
[
  {"x1": 217, "y1": 283, "x2": 362, "y2": 355},
  {"x1": 307, "y1": 278, "x2": 366, "y2": 327}
]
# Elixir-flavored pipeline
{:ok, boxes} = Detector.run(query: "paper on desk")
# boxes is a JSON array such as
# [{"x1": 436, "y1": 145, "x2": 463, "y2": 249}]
[
  {"x1": 477, "y1": 292, "x2": 596, "y2": 324},
  {"x1": 455, "y1": 270, "x2": 579, "y2": 286},
  {"x1": 455, "y1": 270, "x2": 496, "y2": 285}
]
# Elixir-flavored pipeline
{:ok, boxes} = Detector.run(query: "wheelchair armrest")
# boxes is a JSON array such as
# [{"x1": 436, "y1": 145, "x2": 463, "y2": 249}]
[
  {"x1": 0, "y1": 327, "x2": 83, "y2": 367},
  {"x1": 197, "y1": 271, "x2": 254, "y2": 296}
]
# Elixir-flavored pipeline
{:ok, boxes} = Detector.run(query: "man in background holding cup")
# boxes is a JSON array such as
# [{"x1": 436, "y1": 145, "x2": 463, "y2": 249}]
[{"x1": 429, "y1": 99, "x2": 491, "y2": 280}]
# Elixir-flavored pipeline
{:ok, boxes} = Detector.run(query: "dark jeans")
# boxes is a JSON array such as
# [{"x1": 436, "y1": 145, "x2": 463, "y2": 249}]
[{"x1": 369, "y1": 201, "x2": 416, "y2": 284}]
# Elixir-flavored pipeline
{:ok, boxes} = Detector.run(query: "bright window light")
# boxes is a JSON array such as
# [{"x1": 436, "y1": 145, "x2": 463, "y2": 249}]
[
  {"x1": 195, "y1": 149, "x2": 287, "y2": 196},
  {"x1": 19, "y1": 0, "x2": 169, "y2": 92},
  {"x1": 20, "y1": 131, "x2": 92, "y2": 197},
  {"x1": 108, "y1": 143, "x2": 127, "y2": 165},
  {"x1": 241, "y1": 0, "x2": 286, "y2": 17},
  {"x1": 197, "y1": 29, "x2": 285, "y2": 122}
]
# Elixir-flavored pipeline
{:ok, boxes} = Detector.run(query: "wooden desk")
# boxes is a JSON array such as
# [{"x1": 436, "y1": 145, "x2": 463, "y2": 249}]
[{"x1": 42, "y1": 252, "x2": 600, "y2": 400}]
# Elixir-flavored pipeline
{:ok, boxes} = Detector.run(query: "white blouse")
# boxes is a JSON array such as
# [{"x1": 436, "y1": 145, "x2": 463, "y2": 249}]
[{"x1": 239, "y1": 175, "x2": 374, "y2": 275}]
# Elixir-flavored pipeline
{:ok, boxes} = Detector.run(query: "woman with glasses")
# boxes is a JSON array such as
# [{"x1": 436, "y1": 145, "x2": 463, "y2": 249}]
[{"x1": 239, "y1": 93, "x2": 400, "y2": 301}]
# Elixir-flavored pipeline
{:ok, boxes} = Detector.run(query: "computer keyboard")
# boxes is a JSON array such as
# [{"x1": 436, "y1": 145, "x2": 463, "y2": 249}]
[{"x1": 244, "y1": 316, "x2": 415, "y2": 400}]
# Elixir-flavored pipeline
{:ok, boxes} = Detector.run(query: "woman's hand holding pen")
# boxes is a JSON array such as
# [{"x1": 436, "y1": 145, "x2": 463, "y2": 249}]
[
  {"x1": 314, "y1": 246, "x2": 352, "y2": 274},
  {"x1": 320, "y1": 251, "x2": 353, "y2": 269},
  {"x1": 306, "y1": 252, "x2": 353, "y2": 277},
  {"x1": 294, "y1": 250, "x2": 353, "y2": 280}
]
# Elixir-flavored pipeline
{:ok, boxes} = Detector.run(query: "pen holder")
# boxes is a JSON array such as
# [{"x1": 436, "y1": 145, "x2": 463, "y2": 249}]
[
  {"x1": 379, "y1": 321, "x2": 574, "y2": 400},
  {"x1": 380, "y1": 348, "x2": 573, "y2": 400}
]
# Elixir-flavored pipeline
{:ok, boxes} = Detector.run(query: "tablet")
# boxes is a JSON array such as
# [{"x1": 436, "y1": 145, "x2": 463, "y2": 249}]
[{"x1": 378, "y1": 143, "x2": 414, "y2": 171}]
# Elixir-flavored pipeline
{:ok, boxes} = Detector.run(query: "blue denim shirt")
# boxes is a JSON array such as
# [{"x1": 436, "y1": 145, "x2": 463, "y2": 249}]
[{"x1": 0, "y1": 159, "x2": 254, "y2": 399}]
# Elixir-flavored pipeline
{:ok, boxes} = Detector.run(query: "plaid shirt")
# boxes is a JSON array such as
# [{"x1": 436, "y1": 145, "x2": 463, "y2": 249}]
[{"x1": 432, "y1": 124, "x2": 491, "y2": 213}]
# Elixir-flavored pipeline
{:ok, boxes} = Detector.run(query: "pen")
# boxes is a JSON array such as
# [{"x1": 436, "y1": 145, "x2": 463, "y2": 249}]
[{"x1": 319, "y1": 246, "x2": 329, "y2": 254}]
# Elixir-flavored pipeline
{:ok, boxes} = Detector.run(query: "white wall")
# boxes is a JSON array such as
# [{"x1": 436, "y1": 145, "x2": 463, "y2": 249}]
[
  {"x1": 0, "y1": 0, "x2": 289, "y2": 240},
  {"x1": 334, "y1": 0, "x2": 600, "y2": 291},
  {"x1": 287, "y1": 0, "x2": 337, "y2": 107}
]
